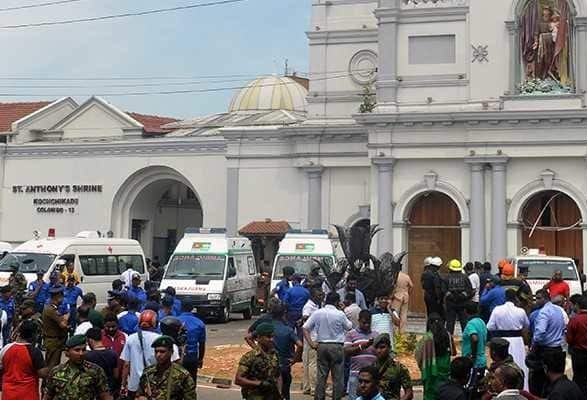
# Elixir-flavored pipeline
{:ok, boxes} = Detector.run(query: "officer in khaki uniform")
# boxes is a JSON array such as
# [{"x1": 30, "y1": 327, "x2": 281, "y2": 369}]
[
  {"x1": 42, "y1": 286, "x2": 69, "y2": 371},
  {"x1": 43, "y1": 334, "x2": 112, "y2": 400},
  {"x1": 136, "y1": 336, "x2": 197, "y2": 400},
  {"x1": 235, "y1": 322, "x2": 281, "y2": 400}
]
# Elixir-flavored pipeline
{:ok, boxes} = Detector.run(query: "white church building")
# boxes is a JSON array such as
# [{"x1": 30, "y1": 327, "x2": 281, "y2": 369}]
[{"x1": 1, "y1": 0, "x2": 587, "y2": 312}]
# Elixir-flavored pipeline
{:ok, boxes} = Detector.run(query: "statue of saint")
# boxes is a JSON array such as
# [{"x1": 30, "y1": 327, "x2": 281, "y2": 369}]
[{"x1": 520, "y1": 0, "x2": 572, "y2": 88}]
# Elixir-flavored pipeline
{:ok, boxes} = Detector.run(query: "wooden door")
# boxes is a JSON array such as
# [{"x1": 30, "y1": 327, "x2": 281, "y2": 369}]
[
  {"x1": 522, "y1": 191, "x2": 583, "y2": 271},
  {"x1": 407, "y1": 192, "x2": 461, "y2": 314}
]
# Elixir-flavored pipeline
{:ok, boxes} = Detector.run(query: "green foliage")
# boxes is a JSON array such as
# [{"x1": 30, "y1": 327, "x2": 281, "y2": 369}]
[
  {"x1": 359, "y1": 85, "x2": 376, "y2": 113},
  {"x1": 518, "y1": 78, "x2": 571, "y2": 95},
  {"x1": 394, "y1": 332, "x2": 418, "y2": 355}
]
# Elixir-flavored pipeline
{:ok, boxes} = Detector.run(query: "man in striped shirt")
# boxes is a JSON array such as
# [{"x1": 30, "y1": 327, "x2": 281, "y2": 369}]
[{"x1": 344, "y1": 310, "x2": 379, "y2": 400}]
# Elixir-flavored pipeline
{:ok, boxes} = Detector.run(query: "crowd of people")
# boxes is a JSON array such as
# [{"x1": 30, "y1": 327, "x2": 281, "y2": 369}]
[
  {"x1": 418, "y1": 257, "x2": 586, "y2": 400},
  {"x1": 0, "y1": 258, "x2": 204, "y2": 400}
]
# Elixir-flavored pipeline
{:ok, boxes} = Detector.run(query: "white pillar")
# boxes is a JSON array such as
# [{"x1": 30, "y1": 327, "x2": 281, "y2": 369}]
[
  {"x1": 467, "y1": 161, "x2": 486, "y2": 261},
  {"x1": 374, "y1": 158, "x2": 394, "y2": 254},
  {"x1": 491, "y1": 159, "x2": 509, "y2": 265},
  {"x1": 226, "y1": 167, "x2": 239, "y2": 236},
  {"x1": 374, "y1": 0, "x2": 400, "y2": 104},
  {"x1": 305, "y1": 167, "x2": 324, "y2": 229}
]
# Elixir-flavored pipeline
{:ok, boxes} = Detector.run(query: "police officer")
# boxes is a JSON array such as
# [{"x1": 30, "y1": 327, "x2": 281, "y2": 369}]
[
  {"x1": 0, "y1": 285, "x2": 15, "y2": 345},
  {"x1": 44, "y1": 334, "x2": 112, "y2": 400},
  {"x1": 235, "y1": 322, "x2": 281, "y2": 400},
  {"x1": 8, "y1": 261, "x2": 27, "y2": 308},
  {"x1": 136, "y1": 336, "x2": 196, "y2": 400},
  {"x1": 27, "y1": 271, "x2": 50, "y2": 314},
  {"x1": 42, "y1": 285, "x2": 69, "y2": 371},
  {"x1": 177, "y1": 298, "x2": 206, "y2": 389}
]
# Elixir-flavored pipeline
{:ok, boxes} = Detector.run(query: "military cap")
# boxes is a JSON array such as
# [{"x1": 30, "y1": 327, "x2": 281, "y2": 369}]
[
  {"x1": 373, "y1": 333, "x2": 391, "y2": 348},
  {"x1": 151, "y1": 335, "x2": 175, "y2": 349},
  {"x1": 49, "y1": 270, "x2": 60, "y2": 280},
  {"x1": 20, "y1": 299, "x2": 36, "y2": 309},
  {"x1": 36, "y1": 270, "x2": 45, "y2": 276},
  {"x1": 65, "y1": 334, "x2": 87, "y2": 348},
  {"x1": 489, "y1": 337, "x2": 510, "y2": 352},
  {"x1": 49, "y1": 285, "x2": 64, "y2": 295},
  {"x1": 255, "y1": 322, "x2": 275, "y2": 337},
  {"x1": 161, "y1": 295, "x2": 174, "y2": 307},
  {"x1": 0, "y1": 285, "x2": 11, "y2": 294}
]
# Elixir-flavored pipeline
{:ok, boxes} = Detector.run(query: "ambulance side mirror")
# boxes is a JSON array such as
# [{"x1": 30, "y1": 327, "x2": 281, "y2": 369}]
[{"x1": 581, "y1": 273, "x2": 586, "y2": 283}]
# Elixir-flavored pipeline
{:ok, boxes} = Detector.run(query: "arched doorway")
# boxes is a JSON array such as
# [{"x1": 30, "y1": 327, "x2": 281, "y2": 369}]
[
  {"x1": 111, "y1": 166, "x2": 203, "y2": 262},
  {"x1": 407, "y1": 192, "x2": 461, "y2": 314},
  {"x1": 521, "y1": 190, "x2": 583, "y2": 271}
]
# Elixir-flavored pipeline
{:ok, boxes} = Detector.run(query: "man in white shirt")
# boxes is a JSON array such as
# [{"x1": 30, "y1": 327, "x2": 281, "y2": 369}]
[
  {"x1": 73, "y1": 306, "x2": 93, "y2": 335},
  {"x1": 302, "y1": 288, "x2": 323, "y2": 396},
  {"x1": 487, "y1": 289, "x2": 530, "y2": 390},
  {"x1": 120, "y1": 263, "x2": 137, "y2": 289},
  {"x1": 465, "y1": 262, "x2": 481, "y2": 304},
  {"x1": 120, "y1": 310, "x2": 179, "y2": 398},
  {"x1": 303, "y1": 291, "x2": 353, "y2": 400}
]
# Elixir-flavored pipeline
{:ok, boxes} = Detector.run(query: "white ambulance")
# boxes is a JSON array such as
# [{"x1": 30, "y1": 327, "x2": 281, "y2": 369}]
[
  {"x1": 270, "y1": 229, "x2": 336, "y2": 291},
  {"x1": 159, "y1": 228, "x2": 258, "y2": 322},
  {"x1": 0, "y1": 230, "x2": 147, "y2": 307},
  {"x1": 510, "y1": 248, "x2": 585, "y2": 296}
]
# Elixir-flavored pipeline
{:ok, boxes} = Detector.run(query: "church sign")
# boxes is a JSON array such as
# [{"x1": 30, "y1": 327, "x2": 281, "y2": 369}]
[{"x1": 12, "y1": 184, "x2": 103, "y2": 214}]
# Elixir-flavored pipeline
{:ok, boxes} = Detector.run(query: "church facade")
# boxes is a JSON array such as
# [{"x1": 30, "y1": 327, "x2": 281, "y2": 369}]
[{"x1": 2, "y1": 0, "x2": 587, "y2": 312}]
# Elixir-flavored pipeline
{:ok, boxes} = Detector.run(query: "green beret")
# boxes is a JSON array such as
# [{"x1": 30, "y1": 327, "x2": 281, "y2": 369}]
[
  {"x1": 373, "y1": 333, "x2": 391, "y2": 348},
  {"x1": 489, "y1": 338, "x2": 510, "y2": 352},
  {"x1": 151, "y1": 335, "x2": 175, "y2": 349},
  {"x1": 20, "y1": 299, "x2": 36, "y2": 309},
  {"x1": 255, "y1": 322, "x2": 274, "y2": 337},
  {"x1": 65, "y1": 334, "x2": 87, "y2": 349}
]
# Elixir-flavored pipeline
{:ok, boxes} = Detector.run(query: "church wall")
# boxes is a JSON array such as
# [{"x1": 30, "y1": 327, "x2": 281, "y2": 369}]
[{"x1": 326, "y1": 167, "x2": 370, "y2": 226}]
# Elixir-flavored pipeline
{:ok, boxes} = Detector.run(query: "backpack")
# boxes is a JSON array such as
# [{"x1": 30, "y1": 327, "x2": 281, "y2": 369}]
[{"x1": 446, "y1": 273, "x2": 472, "y2": 303}]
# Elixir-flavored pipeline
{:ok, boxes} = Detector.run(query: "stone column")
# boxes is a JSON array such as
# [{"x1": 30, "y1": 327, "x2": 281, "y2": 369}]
[
  {"x1": 491, "y1": 159, "x2": 509, "y2": 266},
  {"x1": 226, "y1": 167, "x2": 239, "y2": 236},
  {"x1": 468, "y1": 161, "x2": 486, "y2": 262},
  {"x1": 575, "y1": 18, "x2": 587, "y2": 96},
  {"x1": 305, "y1": 167, "x2": 324, "y2": 229},
  {"x1": 375, "y1": 0, "x2": 400, "y2": 104},
  {"x1": 505, "y1": 21, "x2": 519, "y2": 95},
  {"x1": 374, "y1": 158, "x2": 394, "y2": 254}
]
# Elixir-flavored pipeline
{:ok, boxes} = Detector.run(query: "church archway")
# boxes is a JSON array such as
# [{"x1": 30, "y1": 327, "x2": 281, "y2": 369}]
[
  {"x1": 520, "y1": 190, "x2": 583, "y2": 270},
  {"x1": 111, "y1": 166, "x2": 203, "y2": 262},
  {"x1": 407, "y1": 192, "x2": 461, "y2": 314}
]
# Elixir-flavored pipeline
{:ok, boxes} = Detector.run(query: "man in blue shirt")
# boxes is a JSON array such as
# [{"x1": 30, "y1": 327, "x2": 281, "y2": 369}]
[
  {"x1": 177, "y1": 297, "x2": 206, "y2": 394},
  {"x1": 529, "y1": 289, "x2": 548, "y2": 339},
  {"x1": 163, "y1": 286, "x2": 182, "y2": 315},
  {"x1": 27, "y1": 271, "x2": 50, "y2": 313},
  {"x1": 119, "y1": 297, "x2": 140, "y2": 335},
  {"x1": 480, "y1": 280, "x2": 506, "y2": 317},
  {"x1": 127, "y1": 273, "x2": 147, "y2": 307},
  {"x1": 0, "y1": 285, "x2": 14, "y2": 344},
  {"x1": 45, "y1": 271, "x2": 68, "y2": 315},
  {"x1": 528, "y1": 289, "x2": 566, "y2": 396},
  {"x1": 159, "y1": 295, "x2": 176, "y2": 321},
  {"x1": 271, "y1": 266, "x2": 294, "y2": 301},
  {"x1": 63, "y1": 275, "x2": 83, "y2": 331},
  {"x1": 283, "y1": 274, "x2": 310, "y2": 339}
]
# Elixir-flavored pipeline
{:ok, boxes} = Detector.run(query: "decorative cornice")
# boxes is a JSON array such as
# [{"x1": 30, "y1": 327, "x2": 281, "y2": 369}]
[
  {"x1": 5, "y1": 139, "x2": 226, "y2": 158},
  {"x1": 307, "y1": 29, "x2": 378, "y2": 46}
]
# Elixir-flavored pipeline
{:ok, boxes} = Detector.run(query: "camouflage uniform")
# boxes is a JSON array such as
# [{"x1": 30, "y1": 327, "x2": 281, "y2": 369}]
[
  {"x1": 373, "y1": 356, "x2": 413, "y2": 400},
  {"x1": 137, "y1": 362, "x2": 196, "y2": 400},
  {"x1": 44, "y1": 360, "x2": 110, "y2": 400},
  {"x1": 9, "y1": 271, "x2": 27, "y2": 307},
  {"x1": 237, "y1": 348, "x2": 281, "y2": 400},
  {"x1": 480, "y1": 355, "x2": 524, "y2": 394},
  {"x1": 11, "y1": 313, "x2": 43, "y2": 344}
]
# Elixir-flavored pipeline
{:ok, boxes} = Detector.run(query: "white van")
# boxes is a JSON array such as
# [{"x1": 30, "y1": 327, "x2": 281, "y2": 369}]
[
  {"x1": 159, "y1": 228, "x2": 258, "y2": 322},
  {"x1": 510, "y1": 250, "x2": 584, "y2": 297},
  {"x1": 0, "y1": 231, "x2": 147, "y2": 307},
  {"x1": 271, "y1": 229, "x2": 335, "y2": 291}
]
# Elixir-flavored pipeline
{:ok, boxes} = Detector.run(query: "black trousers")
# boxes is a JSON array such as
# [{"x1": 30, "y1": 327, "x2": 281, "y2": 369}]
[
  {"x1": 528, "y1": 345, "x2": 563, "y2": 397},
  {"x1": 445, "y1": 303, "x2": 467, "y2": 335},
  {"x1": 571, "y1": 348, "x2": 587, "y2": 398},
  {"x1": 424, "y1": 295, "x2": 445, "y2": 321},
  {"x1": 281, "y1": 365, "x2": 292, "y2": 400}
]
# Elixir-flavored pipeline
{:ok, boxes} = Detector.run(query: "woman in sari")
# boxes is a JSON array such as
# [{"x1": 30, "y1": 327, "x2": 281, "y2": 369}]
[{"x1": 415, "y1": 313, "x2": 453, "y2": 400}]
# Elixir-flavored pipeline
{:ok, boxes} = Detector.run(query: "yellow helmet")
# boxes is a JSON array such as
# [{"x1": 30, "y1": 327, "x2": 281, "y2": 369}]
[{"x1": 448, "y1": 259, "x2": 462, "y2": 271}]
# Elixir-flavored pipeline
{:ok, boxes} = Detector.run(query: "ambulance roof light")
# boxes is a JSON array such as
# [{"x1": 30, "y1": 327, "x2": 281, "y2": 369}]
[{"x1": 47, "y1": 228, "x2": 56, "y2": 240}]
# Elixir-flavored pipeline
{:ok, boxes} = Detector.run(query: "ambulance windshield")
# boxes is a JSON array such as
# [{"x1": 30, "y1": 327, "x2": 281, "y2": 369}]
[
  {"x1": 165, "y1": 254, "x2": 226, "y2": 280},
  {"x1": 274, "y1": 255, "x2": 332, "y2": 278},
  {"x1": 518, "y1": 259, "x2": 578, "y2": 281},
  {"x1": 0, "y1": 252, "x2": 56, "y2": 273}
]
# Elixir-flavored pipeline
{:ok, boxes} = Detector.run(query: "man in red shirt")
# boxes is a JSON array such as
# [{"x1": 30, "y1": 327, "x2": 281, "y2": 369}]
[
  {"x1": 0, "y1": 320, "x2": 48, "y2": 400},
  {"x1": 567, "y1": 295, "x2": 587, "y2": 397},
  {"x1": 101, "y1": 312, "x2": 127, "y2": 393},
  {"x1": 543, "y1": 270, "x2": 570, "y2": 300}
]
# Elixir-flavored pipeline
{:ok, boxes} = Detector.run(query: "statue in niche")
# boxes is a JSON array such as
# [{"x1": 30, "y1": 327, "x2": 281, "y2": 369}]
[{"x1": 519, "y1": 0, "x2": 573, "y2": 94}]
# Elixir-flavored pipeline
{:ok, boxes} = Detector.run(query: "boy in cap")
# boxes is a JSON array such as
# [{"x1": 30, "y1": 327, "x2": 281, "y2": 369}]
[
  {"x1": 235, "y1": 322, "x2": 282, "y2": 400},
  {"x1": 372, "y1": 333, "x2": 413, "y2": 400},
  {"x1": 44, "y1": 334, "x2": 112, "y2": 400},
  {"x1": 136, "y1": 336, "x2": 196, "y2": 400},
  {"x1": 42, "y1": 285, "x2": 69, "y2": 371}
]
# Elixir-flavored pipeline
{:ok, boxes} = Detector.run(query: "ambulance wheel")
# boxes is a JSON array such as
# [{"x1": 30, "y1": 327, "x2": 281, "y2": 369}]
[
  {"x1": 242, "y1": 303, "x2": 253, "y2": 320},
  {"x1": 219, "y1": 301, "x2": 231, "y2": 323}
]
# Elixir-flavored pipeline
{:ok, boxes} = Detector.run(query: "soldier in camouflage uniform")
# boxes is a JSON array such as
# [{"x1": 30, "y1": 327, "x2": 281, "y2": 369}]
[
  {"x1": 43, "y1": 334, "x2": 112, "y2": 400},
  {"x1": 372, "y1": 333, "x2": 414, "y2": 400},
  {"x1": 235, "y1": 322, "x2": 281, "y2": 400},
  {"x1": 480, "y1": 338, "x2": 525, "y2": 399},
  {"x1": 8, "y1": 261, "x2": 27, "y2": 309},
  {"x1": 136, "y1": 336, "x2": 196, "y2": 400},
  {"x1": 12, "y1": 299, "x2": 43, "y2": 346}
]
